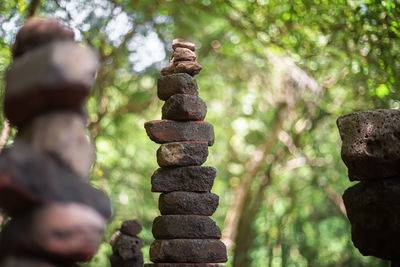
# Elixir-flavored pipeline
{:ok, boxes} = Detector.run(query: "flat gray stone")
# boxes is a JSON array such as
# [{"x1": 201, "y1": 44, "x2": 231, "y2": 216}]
[
  {"x1": 159, "y1": 192, "x2": 219, "y2": 216},
  {"x1": 152, "y1": 166, "x2": 216, "y2": 192},
  {"x1": 337, "y1": 109, "x2": 400, "y2": 180}
]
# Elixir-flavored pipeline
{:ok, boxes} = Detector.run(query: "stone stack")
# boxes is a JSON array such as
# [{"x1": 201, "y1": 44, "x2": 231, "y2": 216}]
[
  {"x1": 0, "y1": 18, "x2": 112, "y2": 266},
  {"x1": 109, "y1": 220, "x2": 144, "y2": 267},
  {"x1": 337, "y1": 109, "x2": 400, "y2": 262},
  {"x1": 144, "y1": 39, "x2": 227, "y2": 267}
]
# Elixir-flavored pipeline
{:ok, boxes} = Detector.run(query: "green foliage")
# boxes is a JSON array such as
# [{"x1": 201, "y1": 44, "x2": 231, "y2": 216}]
[{"x1": 1, "y1": 0, "x2": 399, "y2": 266}]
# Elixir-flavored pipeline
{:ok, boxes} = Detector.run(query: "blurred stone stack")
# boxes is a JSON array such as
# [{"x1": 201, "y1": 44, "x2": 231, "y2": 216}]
[
  {"x1": 0, "y1": 18, "x2": 112, "y2": 266},
  {"x1": 144, "y1": 39, "x2": 227, "y2": 266},
  {"x1": 337, "y1": 109, "x2": 400, "y2": 263},
  {"x1": 109, "y1": 220, "x2": 144, "y2": 267}
]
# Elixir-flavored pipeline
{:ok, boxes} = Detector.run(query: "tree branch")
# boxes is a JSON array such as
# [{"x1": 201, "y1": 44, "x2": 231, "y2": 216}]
[{"x1": 27, "y1": 0, "x2": 41, "y2": 18}]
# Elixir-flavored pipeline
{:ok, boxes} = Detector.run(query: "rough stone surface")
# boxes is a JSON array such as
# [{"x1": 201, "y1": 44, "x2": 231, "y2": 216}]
[
  {"x1": 151, "y1": 166, "x2": 216, "y2": 192},
  {"x1": 12, "y1": 17, "x2": 75, "y2": 59},
  {"x1": 0, "y1": 203, "x2": 105, "y2": 263},
  {"x1": 110, "y1": 254, "x2": 144, "y2": 267},
  {"x1": 172, "y1": 39, "x2": 195, "y2": 51},
  {"x1": 145, "y1": 120, "x2": 214, "y2": 146},
  {"x1": 162, "y1": 94, "x2": 207, "y2": 121},
  {"x1": 145, "y1": 264, "x2": 224, "y2": 267},
  {"x1": 337, "y1": 109, "x2": 400, "y2": 181},
  {"x1": 156, "y1": 142, "x2": 209, "y2": 168},
  {"x1": 152, "y1": 215, "x2": 221, "y2": 239},
  {"x1": 0, "y1": 142, "x2": 111, "y2": 219},
  {"x1": 121, "y1": 219, "x2": 142, "y2": 236},
  {"x1": 5, "y1": 41, "x2": 98, "y2": 127},
  {"x1": 150, "y1": 239, "x2": 227, "y2": 263},
  {"x1": 173, "y1": 48, "x2": 197, "y2": 62},
  {"x1": 159, "y1": 192, "x2": 219, "y2": 215},
  {"x1": 113, "y1": 234, "x2": 144, "y2": 261},
  {"x1": 157, "y1": 73, "x2": 199, "y2": 101},
  {"x1": 343, "y1": 177, "x2": 400, "y2": 260},
  {"x1": 174, "y1": 61, "x2": 202, "y2": 76},
  {"x1": 17, "y1": 111, "x2": 95, "y2": 179}
]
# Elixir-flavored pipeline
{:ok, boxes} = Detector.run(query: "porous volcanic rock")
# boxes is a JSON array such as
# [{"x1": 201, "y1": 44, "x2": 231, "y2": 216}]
[
  {"x1": 120, "y1": 219, "x2": 142, "y2": 237},
  {"x1": 151, "y1": 166, "x2": 216, "y2": 192},
  {"x1": 162, "y1": 94, "x2": 207, "y2": 121},
  {"x1": 337, "y1": 109, "x2": 400, "y2": 181},
  {"x1": 159, "y1": 192, "x2": 219, "y2": 216},
  {"x1": 157, "y1": 73, "x2": 199, "y2": 101}
]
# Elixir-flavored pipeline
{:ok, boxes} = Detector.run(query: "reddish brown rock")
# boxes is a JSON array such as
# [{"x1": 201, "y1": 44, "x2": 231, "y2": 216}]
[
  {"x1": 4, "y1": 42, "x2": 98, "y2": 127},
  {"x1": 109, "y1": 231, "x2": 122, "y2": 247},
  {"x1": 337, "y1": 109, "x2": 400, "y2": 181},
  {"x1": 150, "y1": 239, "x2": 227, "y2": 263},
  {"x1": 12, "y1": 17, "x2": 75, "y2": 59},
  {"x1": 157, "y1": 73, "x2": 199, "y2": 101},
  {"x1": 0, "y1": 203, "x2": 106, "y2": 263},
  {"x1": 151, "y1": 166, "x2": 216, "y2": 192},
  {"x1": 157, "y1": 142, "x2": 209, "y2": 167},
  {"x1": 173, "y1": 48, "x2": 197, "y2": 62},
  {"x1": 161, "y1": 65, "x2": 176, "y2": 76},
  {"x1": 17, "y1": 111, "x2": 95, "y2": 179},
  {"x1": 121, "y1": 219, "x2": 142, "y2": 236},
  {"x1": 159, "y1": 192, "x2": 219, "y2": 215},
  {"x1": 145, "y1": 264, "x2": 224, "y2": 267},
  {"x1": 152, "y1": 215, "x2": 221, "y2": 239},
  {"x1": 162, "y1": 94, "x2": 207, "y2": 121},
  {"x1": 172, "y1": 39, "x2": 196, "y2": 51},
  {"x1": 343, "y1": 177, "x2": 400, "y2": 260},
  {"x1": 113, "y1": 234, "x2": 144, "y2": 261},
  {"x1": 0, "y1": 142, "x2": 111, "y2": 219},
  {"x1": 174, "y1": 61, "x2": 202, "y2": 76},
  {"x1": 145, "y1": 120, "x2": 214, "y2": 146}
]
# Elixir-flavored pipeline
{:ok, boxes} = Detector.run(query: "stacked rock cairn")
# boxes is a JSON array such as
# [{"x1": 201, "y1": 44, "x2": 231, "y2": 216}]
[
  {"x1": 0, "y1": 18, "x2": 112, "y2": 266},
  {"x1": 144, "y1": 39, "x2": 228, "y2": 266},
  {"x1": 337, "y1": 109, "x2": 400, "y2": 265}
]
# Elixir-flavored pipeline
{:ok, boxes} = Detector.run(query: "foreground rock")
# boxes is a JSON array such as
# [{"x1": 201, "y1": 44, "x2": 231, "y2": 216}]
[
  {"x1": 157, "y1": 73, "x2": 199, "y2": 101},
  {"x1": 0, "y1": 203, "x2": 105, "y2": 263},
  {"x1": 17, "y1": 111, "x2": 95, "y2": 179},
  {"x1": 337, "y1": 109, "x2": 400, "y2": 181},
  {"x1": 162, "y1": 94, "x2": 207, "y2": 121},
  {"x1": 159, "y1": 192, "x2": 219, "y2": 215},
  {"x1": 145, "y1": 120, "x2": 214, "y2": 146},
  {"x1": 145, "y1": 264, "x2": 224, "y2": 267},
  {"x1": 152, "y1": 166, "x2": 215, "y2": 192},
  {"x1": 4, "y1": 41, "x2": 98, "y2": 127},
  {"x1": 150, "y1": 239, "x2": 227, "y2": 263},
  {"x1": 157, "y1": 142, "x2": 209, "y2": 167},
  {"x1": 152, "y1": 215, "x2": 221, "y2": 239},
  {"x1": 0, "y1": 142, "x2": 111, "y2": 219},
  {"x1": 343, "y1": 177, "x2": 400, "y2": 260}
]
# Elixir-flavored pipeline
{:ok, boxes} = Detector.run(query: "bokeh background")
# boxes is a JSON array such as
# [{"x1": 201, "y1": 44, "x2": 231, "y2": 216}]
[{"x1": 0, "y1": 0, "x2": 399, "y2": 266}]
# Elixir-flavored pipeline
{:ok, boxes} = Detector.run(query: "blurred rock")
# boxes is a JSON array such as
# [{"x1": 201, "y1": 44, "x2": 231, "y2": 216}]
[
  {"x1": 150, "y1": 239, "x2": 227, "y2": 263},
  {"x1": 145, "y1": 120, "x2": 214, "y2": 146},
  {"x1": 0, "y1": 142, "x2": 111, "y2": 219},
  {"x1": 110, "y1": 254, "x2": 144, "y2": 267},
  {"x1": 5, "y1": 42, "x2": 98, "y2": 127},
  {"x1": 174, "y1": 61, "x2": 202, "y2": 76},
  {"x1": 157, "y1": 73, "x2": 199, "y2": 101},
  {"x1": 343, "y1": 177, "x2": 400, "y2": 260},
  {"x1": 173, "y1": 48, "x2": 197, "y2": 62},
  {"x1": 162, "y1": 94, "x2": 207, "y2": 121},
  {"x1": 159, "y1": 192, "x2": 219, "y2": 216},
  {"x1": 113, "y1": 234, "x2": 144, "y2": 261},
  {"x1": 145, "y1": 264, "x2": 224, "y2": 267},
  {"x1": 120, "y1": 219, "x2": 142, "y2": 237},
  {"x1": 12, "y1": 17, "x2": 75, "y2": 59},
  {"x1": 152, "y1": 166, "x2": 215, "y2": 192},
  {"x1": 152, "y1": 215, "x2": 221, "y2": 239},
  {"x1": 337, "y1": 109, "x2": 400, "y2": 180},
  {"x1": 17, "y1": 111, "x2": 95, "y2": 179},
  {"x1": 172, "y1": 39, "x2": 196, "y2": 51}
]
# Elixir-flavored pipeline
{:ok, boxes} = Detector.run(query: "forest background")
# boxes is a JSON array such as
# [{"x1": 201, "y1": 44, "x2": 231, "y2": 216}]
[{"x1": 0, "y1": 0, "x2": 399, "y2": 266}]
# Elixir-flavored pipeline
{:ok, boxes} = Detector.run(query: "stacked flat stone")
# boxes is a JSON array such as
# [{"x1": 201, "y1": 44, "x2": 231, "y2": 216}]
[
  {"x1": 144, "y1": 39, "x2": 227, "y2": 267},
  {"x1": 337, "y1": 109, "x2": 400, "y2": 262},
  {"x1": 0, "y1": 18, "x2": 112, "y2": 266},
  {"x1": 109, "y1": 220, "x2": 144, "y2": 267}
]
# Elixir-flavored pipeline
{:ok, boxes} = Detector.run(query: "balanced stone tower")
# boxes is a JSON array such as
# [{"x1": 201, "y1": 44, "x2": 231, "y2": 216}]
[
  {"x1": 144, "y1": 39, "x2": 228, "y2": 266},
  {"x1": 337, "y1": 110, "x2": 400, "y2": 264},
  {"x1": 0, "y1": 18, "x2": 111, "y2": 266}
]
